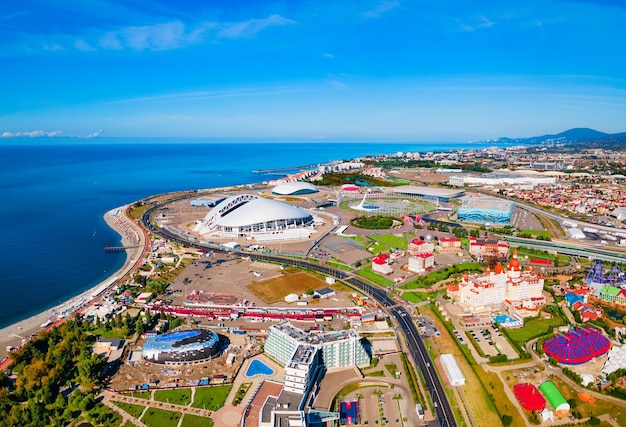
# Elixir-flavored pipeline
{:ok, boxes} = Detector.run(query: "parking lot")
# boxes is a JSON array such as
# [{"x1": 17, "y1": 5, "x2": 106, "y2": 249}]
[
  {"x1": 416, "y1": 316, "x2": 440, "y2": 338},
  {"x1": 345, "y1": 387, "x2": 408, "y2": 427},
  {"x1": 465, "y1": 325, "x2": 518, "y2": 359}
]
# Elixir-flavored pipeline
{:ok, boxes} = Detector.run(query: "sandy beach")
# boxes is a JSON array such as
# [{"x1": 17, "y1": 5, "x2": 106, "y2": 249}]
[{"x1": 0, "y1": 205, "x2": 147, "y2": 364}]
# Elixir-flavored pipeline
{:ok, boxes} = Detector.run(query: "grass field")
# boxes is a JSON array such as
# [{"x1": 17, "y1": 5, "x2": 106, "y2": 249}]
[
  {"x1": 123, "y1": 391, "x2": 150, "y2": 400},
  {"x1": 121, "y1": 421, "x2": 139, "y2": 427},
  {"x1": 248, "y1": 271, "x2": 327, "y2": 303},
  {"x1": 401, "y1": 291, "x2": 437, "y2": 303},
  {"x1": 154, "y1": 388, "x2": 192, "y2": 406},
  {"x1": 141, "y1": 408, "x2": 180, "y2": 427},
  {"x1": 180, "y1": 414, "x2": 214, "y2": 427},
  {"x1": 400, "y1": 263, "x2": 483, "y2": 290},
  {"x1": 505, "y1": 316, "x2": 566, "y2": 348},
  {"x1": 357, "y1": 267, "x2": 395, "y2": 286},
  {"x1": 368, "y1": 233, "x2": 415, "y2": 252},
  {"x1": 192, "y1": 385, "x2": 233, "y2": 411},
  {"x1": 113, "y1": 401, "x2": 145, "y2": 419}
]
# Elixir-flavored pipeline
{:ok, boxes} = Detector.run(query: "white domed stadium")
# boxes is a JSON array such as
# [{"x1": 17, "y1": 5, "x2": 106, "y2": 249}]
[
  {"x1": 142, "y1": 329, "x2": 221, "y2": 365},
  {"x1": 194, "y1": 194, "x2": 316, "y2": 240},
  {"x1": 272, "y1": 181, "x2": 318, "y2": 195}
]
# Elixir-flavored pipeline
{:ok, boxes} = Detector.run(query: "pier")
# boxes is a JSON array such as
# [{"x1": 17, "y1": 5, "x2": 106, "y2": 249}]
[{"x1": 104, "y1": 246, "x2": 142, "y2": 253}]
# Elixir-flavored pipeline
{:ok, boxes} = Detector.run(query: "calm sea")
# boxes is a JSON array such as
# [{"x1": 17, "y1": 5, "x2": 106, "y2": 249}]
[{"x1": 0, "y1": 139, "x2": 505, "y2": 327}]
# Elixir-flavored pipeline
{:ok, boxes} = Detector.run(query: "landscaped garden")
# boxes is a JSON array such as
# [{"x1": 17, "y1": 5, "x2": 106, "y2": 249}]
[{"x1": 192, "y1": 385, "x2": 233, "y2": 411}]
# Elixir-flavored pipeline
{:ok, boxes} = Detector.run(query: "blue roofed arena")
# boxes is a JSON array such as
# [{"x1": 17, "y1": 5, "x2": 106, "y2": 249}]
[
  {"x1": 457, "y1": 196, "x2": 515, "y2": 224},
  {"x1": 272, "y1": 181, "x2": 319, "y2": 195},
  {"x1": 142, "y1": 329, "x2": 221, "y2": 365}
]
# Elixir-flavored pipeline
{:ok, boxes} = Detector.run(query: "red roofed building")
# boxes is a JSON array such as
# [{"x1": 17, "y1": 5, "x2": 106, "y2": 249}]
[
  {"x1": 439, "y1": 237, "x2": 462, "y2": 253},
  {"x1": 407, "y1": 239, "x2": 435, "y2": 256},
  {"x1": 408, "y1": 253, "x2": 435, "y2": 273},
  {"x1": 372, "y1": 254, "x2": 393, "y2": 275},
  {"x1": 469, "y1": 237, "x2": 509, "y2": 258}
]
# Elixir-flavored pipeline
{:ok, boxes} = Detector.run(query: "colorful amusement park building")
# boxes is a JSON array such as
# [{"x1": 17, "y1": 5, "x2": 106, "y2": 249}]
[{"x1": 447, "y1": 249, "x2": 545, "y2": 315}]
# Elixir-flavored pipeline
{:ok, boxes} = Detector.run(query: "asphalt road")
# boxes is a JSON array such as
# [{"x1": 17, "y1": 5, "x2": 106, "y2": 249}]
[{"x1": 141, "y1": 199, "x2": 457, "y2": 427}]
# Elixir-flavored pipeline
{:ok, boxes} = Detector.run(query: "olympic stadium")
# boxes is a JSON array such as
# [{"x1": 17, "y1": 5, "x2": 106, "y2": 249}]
[
  {"x1": 194, "y1": 194, "x2": 315, "y2": 238},
  {"x1": 272, "y1": 181, "x2": 319, "y2": 195},
  {"x1": 457, "y1": 196, "x2": 515, "y2": 224},
  {"x1": 142, "y1": 329, "x2": 221, "y2": 365}
]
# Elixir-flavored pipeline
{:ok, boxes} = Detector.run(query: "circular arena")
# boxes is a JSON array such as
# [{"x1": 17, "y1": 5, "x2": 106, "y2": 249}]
[
  {"x1": 194, "y1": 194, "x2": 314, "y2": 238},
  {"x1": 542, "y1": 327, "x2": 610, "y2": 365},
  {"x1": 142, "y1": 329, "x2": 221, "y2": 365},
  {"x1": 272, "y1": 181, "x2": 318, "y2": 195}
]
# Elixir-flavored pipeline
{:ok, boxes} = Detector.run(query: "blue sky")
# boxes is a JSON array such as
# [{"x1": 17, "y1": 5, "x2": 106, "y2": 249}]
[{"x1": 1, "y1": 0, "x2": 625, "y2": 141}]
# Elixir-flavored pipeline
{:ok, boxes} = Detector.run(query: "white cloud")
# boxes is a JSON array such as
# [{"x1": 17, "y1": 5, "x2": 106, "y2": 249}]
[
  {"x1": 90, "y1": 15, "x2": 294, "y2": 51},
  {"x1": 83, "y1": 129, "x2": 104, "y2": 138},
  {"x1": 460, "y1": 15, "x2": 495, "y2": 32},
  {"x1": 109, "y1": 86, "x2": 306, "y2": 105},
  {"x1": 1, "y1": 130, "x2": 62, "y2": 138},
  {"x1": 218, "y1": 14, "x2": 295, "y2": 39},
  {"x1": 74, "y1": 39, "x2": 94, "y2": 51},
  {"x1": 362, "y1": 1, "x2": 401, "y2": 19},
  {"x1": 324, "y1": 53, "x2": 334, "y2": 58}
]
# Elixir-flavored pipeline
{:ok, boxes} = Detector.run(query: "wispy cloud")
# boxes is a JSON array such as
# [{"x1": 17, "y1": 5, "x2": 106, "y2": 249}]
[
  {"x1": 17, "y1": 14, "x2": 295, "y2": 53},
  {"x1": 109, "y1": 86, "x2": 307, "y2": 105},
  {"x1": 362, "y1": 1, "x2": 401, "y2": 19},
  {"x1": 1, "y1": 130, "x2": 62, "y2": 138},
  {"x1": 459, "y1": 15, "x2": 495, "y2": 32},
  {"x1": 324, "y1": 53, "x2": 334, "y2": 58},
  {"x1": 97, "y1": 14, "x2": 295, "y2": 51},
  {"x1": 218, "y1": 14, "x2": 295, "y2": 38}
]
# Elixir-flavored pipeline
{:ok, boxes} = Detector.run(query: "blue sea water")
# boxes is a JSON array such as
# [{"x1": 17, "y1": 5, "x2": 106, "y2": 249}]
[{"x1": 0, "y1": 139, "x2": 507, "y2": 328}]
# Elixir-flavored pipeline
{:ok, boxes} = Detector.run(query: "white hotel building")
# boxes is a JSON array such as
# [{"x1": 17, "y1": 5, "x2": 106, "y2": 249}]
[
  {"x1": 447, "y1": 250, "x2": 546, "y2": 315},
  {"x1": 265, "y1": 321, "x2": 371, "y2": 369}
]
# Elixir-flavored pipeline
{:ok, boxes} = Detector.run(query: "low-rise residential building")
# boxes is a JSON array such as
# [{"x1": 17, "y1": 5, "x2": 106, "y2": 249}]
[
  {"x1": 372, "y1": 254, "x2": 393, "y2": 275},
  {"x1": 408, "y1": 253, "x2": 435, "y2": 273},
  {"x1": 439, "y1": 237, "x2": 462, "y2": 253},
  {"x1": 407, "y1": 239, "x2": 434, "y2": 256}
]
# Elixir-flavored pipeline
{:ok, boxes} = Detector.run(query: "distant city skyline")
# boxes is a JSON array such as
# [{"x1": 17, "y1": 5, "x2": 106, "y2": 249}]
[{"x1": 1, "y1": 0, "x2": 625, "y2": 141}]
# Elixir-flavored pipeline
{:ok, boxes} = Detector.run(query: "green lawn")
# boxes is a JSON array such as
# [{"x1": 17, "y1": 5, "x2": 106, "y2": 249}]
[
  {"x1": 519, "y1": 229, "x2": 551, "y2": 238},
  {"x1": 121, "y1": 421, "x2": 139, "y2": 427},
  {"x1": 192, "y1": 385, "x2": 233, "y2": 411},
  {"x1": 357, "y1": 267, "x2": 395, "y2": 287},
  {"x1": 180, "y1": 414, "x2": 214, "y2": 427},
  {"x1": 401, "y1": 291, "x2": 436, "y2": 303},
  {"x1": 400, "y1": 263, "x2": 483, "y2": 290},
  {"x1": 154, "y1": 388, "x2": 192, "y2": 406},
  {"x1": 113, "y1": 401, "x2": 145, "y2": 419},
  {"x1": 141, "y1": 408, "x2": 181, "y2": 427},
  {"x1": 123, "y1": 391, "x2": 150, "y2": 400},
  {"x1": 505, "y1": 316, "x2": 566, "y2": 348},
  {"x1": 369, "y1": 233, "x2": 415, "y2": 252}
]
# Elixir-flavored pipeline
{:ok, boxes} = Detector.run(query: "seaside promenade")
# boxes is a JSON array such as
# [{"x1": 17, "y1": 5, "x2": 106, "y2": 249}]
[{"x1": 0, "y1": 205, "x2": 148, "y2": 367}]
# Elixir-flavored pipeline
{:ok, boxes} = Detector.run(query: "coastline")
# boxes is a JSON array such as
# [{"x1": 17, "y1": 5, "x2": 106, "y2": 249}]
[{"x1": 0, "y1": 205, "x2": 146, "y2": 364}]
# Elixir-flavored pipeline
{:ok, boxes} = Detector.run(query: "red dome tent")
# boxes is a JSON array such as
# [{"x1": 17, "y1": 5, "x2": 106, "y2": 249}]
[{"x1": 513, "y1": 383, "x2": 546, "y2": 411}]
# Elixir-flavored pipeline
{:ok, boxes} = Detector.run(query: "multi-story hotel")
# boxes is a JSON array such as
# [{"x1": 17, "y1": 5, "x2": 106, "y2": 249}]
[
  {"x1": 447, "y1": 250, "x2": 545, "y2": 315},
  {"x1": 265, "y1": 321, "x2": 371, "y2": 369}
]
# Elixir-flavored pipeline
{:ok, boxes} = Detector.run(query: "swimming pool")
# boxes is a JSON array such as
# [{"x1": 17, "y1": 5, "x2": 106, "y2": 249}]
[{"x1": 245, "y1": 359, "x2": 274, "y2": 378}]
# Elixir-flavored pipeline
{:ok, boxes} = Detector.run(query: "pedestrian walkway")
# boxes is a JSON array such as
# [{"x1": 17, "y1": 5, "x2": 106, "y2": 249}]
[{"x1": 103, "y1": 390, "x2": 213, "y2": 422}]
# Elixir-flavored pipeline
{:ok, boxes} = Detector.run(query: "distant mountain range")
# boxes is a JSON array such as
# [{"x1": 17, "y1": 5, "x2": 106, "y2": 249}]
[{"x1": 486, "y1": 128, "x2": 626, "y2": 147}]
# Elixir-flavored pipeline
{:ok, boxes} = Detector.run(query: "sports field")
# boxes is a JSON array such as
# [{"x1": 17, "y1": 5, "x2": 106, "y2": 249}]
[{"x1": 248, "y1": 271, "x2": 327, "y2": 303}]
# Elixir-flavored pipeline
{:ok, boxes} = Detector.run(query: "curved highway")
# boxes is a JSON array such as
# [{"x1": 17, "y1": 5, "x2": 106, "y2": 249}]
[{"x1": 141, "y1": 199, "x2": 456, "y2": 427}]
